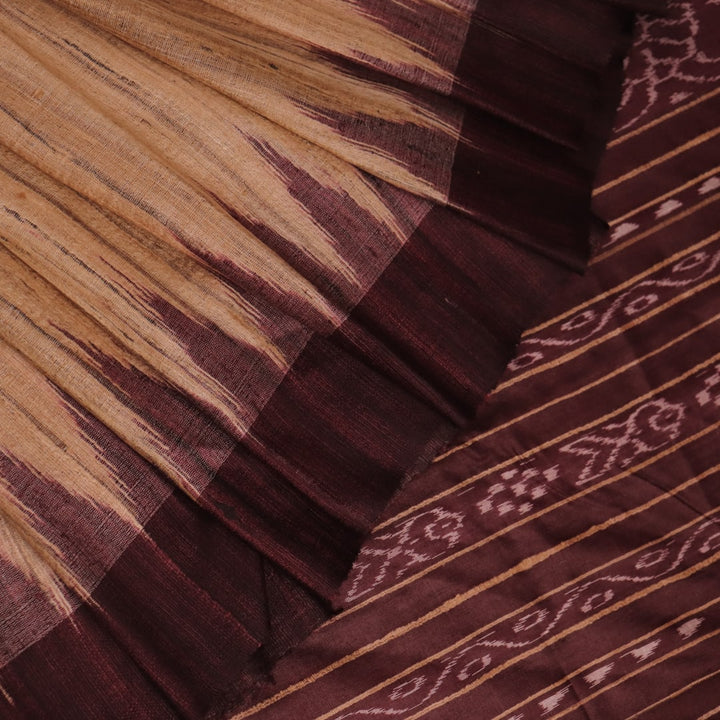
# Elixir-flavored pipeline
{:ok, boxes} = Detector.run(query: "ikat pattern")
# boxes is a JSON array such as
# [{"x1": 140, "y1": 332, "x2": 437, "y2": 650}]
[
  {"x1": 507, "y1": 237, "x2": 720, "y2": 373},
  {"x1": 335, "y1": 518, "x2": 720, "y2": 719},
  {"x1": 4, "y1": 1, "x2": 710, "y2": 719},
  {"x1": 344, "y1": 365, "x2": 719, "y2": 602},
  {"x1": 604, "y1": 172, "x2": 719, "y2": 251},
  {"x1": 617, "y1": 0, "x2": 720, "y2": 131},
  {"x1": 239, "y1": 5, "x2": 720, "y2": 719}
]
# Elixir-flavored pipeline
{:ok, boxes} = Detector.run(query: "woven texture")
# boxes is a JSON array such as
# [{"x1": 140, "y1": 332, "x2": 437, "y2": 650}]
[
  {"x1": 0, "y1": 1, "x2": 660, "y2": 718},
  {"x1": 236, "y1": 2, "x2": 720, "y2": 717}
]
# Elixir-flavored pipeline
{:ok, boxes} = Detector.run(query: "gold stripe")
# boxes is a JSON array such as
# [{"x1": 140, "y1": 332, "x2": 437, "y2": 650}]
[
  {"x1": 607, "y1": 87, "x2": 720, "y2": 148},
  {"x1": 311, "y1": 479, "x2": 719, "y2": 720},
  {"x1": 340, "y1": 424, "x2": 718, "y2": 620},
  {"x1": 594, "y1": 127, "x2": 720, "y2": 196},
  {"x1": 528, "y1": 230, "x2": 720, "y2": 335},
  {"x1": 626, "y1": 667, "x2": 720, "y2": 720},
  {"x1": 434, "y1": 312, "x2": 720, "y2": 462},
  {"x1": 495, "y1": 274, "x2": 720, "y2": 393},
  {"x1": 591, "y1": 194, "x2": 720, "y2": 265},
  {"x1": 697, "y1": 704, "x2": 720, "y2": 720},
  {"x1": 549, "y1": 629, "x2": 720, "y2": 720},
  {"x1": 493, "y1": 598, "x2": 720, "y2": 720},
  {"x1": 236, "y1": 465, "x2": 719, "y2": 718},
  {"x1": 609, "y1": 166, "x2": 720, "y2": 226},
  {"x1": 403, "y1": 551, "x2": 720, "y2": 720},
  {"x1": 381, "y1": 354, "x2": 720, "y2": 528}
]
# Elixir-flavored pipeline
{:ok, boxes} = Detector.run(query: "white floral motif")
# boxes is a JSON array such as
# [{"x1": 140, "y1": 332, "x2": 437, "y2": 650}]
[
  {"x1": 333, "y1": 524, "x2": 718, "y2": 720},
  {"x1": 585, "y1": 663, "x2": 615, "y2": 688},
  {"x1": 655, "y1": 198, "x2": 683, "y2": 217},
  {"x1": 476, "y1": 466, "x2": 559, "y2": 517},
  {"x1": 611, "y1": 221, "x2": 640, "y2": 242},
  {"x1": 617, "y1": 1, "x2": 720, "y2": 131},
  {"x1": 523, "y1": 248, "x2": 720, "y2": 349},
  {"x1": 626, "y1": 639, "x2": 661, "y2": 661},
  {"x1": 636, "y1": 547, "x2": 671, "y2": 569},
  {"x1": 560, "y1": 399, "x2": 685, "y2": 485},
  {"x1": 678, "y1": 617, "x2": 705, "y2": 638},
  {"x1": 699, "y1": 176, "x2": 720, "y2": 194},
  {"x1": 696, "y1": 363, "x2": 720, "y2": 407},
  {"x1": 343, "y1": 507, "x2": 465, "y2": 602},
  {"x1": 539, "y1": 688, "x2": 569, "y2": 714}
]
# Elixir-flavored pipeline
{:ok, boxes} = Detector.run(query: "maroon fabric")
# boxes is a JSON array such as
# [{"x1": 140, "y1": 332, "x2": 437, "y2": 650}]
[
  {"x1": 0, "y1": 1, "x2": 663, "y2": 719},
  {"x1": 234, "y1": 2, "x2": 720, "y2": 719}
]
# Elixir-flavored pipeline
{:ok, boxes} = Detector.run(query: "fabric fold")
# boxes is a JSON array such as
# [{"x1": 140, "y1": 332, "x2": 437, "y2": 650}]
[
  {"x1": 40, "y1": 0, "x2": 629, "y2": 266},
  {"x1": 0, "y1": 1, "x2": 664, "y2": 718}
]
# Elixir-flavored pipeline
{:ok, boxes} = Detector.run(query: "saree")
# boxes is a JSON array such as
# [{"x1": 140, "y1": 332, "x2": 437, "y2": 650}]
[
  {"x1": 240, "y1": 3, "x2": 720, "y2": 717},
  {"x1": 0, "y1": 1, "x2": 666, "y2": 717}
]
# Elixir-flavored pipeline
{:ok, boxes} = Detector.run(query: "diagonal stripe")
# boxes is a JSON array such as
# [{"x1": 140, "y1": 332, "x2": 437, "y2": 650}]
[
  {"x1": 594, "y1": 128, "x2": 720, "y2": 196},
  {"x1": 403, "y1": 550, "x2": 720, "y2": 720},
  {"x1": 381, "y1": 354, "x2": 720, "y2": 527},
  {"x1": 609, "y1": 166, "x2": 720, "y2": 226},
  {"x1": 527, "y1": 230, "x2": 720, "y2": 335},
  {"x1": 548, "y1": 629, "x2": 720, "y2": 720},
  {"x1": 626, "y1": 667, "x2": 720, "y2": 720},
  {"x1": 493, "y1": 600, "x2": 720, "y2": 720},
  {"x1": 697, "y1": 704, "x2": 720, "y2": 720},
  {"x1": 352, "y1": 429, "x2": 720, "y2": 619},
  {"x1": 607, "y1": 87, "x2": 720, "y2": 148},
  {"x1": 257, "y1": 66, "x2": 720, "y2": 720},
  {"x1": 314, "y1": 492, "x2": 720, "y2": 720},
  {"x1": 495, "y1": 274, "x2": 720, "y2": 393},
  {"x1": 237, "y1": 87, "x2": 720, "y2": 715},
  {"x1": 348, "y1": 433, "x2": 720, "y2": 624},
  {"x1": 591, "y1": 194, "x2": 720, "y2": 265},
  {"x1": 434, "y1": 312, "x2": 720, "y2": 462},
  {"x1": 236, "y1": 467, "x2": 720, "y2": 718}
]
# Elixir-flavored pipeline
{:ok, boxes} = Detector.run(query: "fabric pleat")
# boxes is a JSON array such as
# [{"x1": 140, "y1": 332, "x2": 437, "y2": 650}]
[{"x1": 0, "y1": 1, "x2": 663, "y2": 718}]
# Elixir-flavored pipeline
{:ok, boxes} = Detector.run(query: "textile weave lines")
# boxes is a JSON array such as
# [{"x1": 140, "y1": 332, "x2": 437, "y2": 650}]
[
  {"x1": 238, "y1": 2, "x2": 720, "y2": 717},
  {"x1": 0, "y1": 1, "x2": 664, "y2": 718}
]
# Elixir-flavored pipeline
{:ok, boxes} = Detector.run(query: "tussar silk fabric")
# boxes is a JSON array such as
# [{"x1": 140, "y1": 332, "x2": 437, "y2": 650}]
[
  {"x1": 0, "y1": 1, "x2": 663, "y2": 718},
  {"x1": 238, "y1": 2, "x2": 720, "y2": 718}
]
